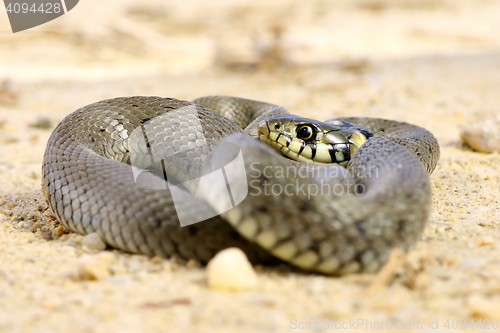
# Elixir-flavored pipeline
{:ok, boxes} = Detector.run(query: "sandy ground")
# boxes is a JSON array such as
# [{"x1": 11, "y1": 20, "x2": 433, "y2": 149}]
[{"x1": 0, "y1": 1, "x2": 500, "y2": 332}]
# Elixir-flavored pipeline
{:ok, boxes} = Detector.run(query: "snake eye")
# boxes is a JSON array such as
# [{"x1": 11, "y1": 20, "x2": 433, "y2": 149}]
[
  {"x1": 274, "y1": 123, "x2": 281, "y2": 130},
  {"x1": 297, "y1": 125, "x2": 316, "y2": 141}
]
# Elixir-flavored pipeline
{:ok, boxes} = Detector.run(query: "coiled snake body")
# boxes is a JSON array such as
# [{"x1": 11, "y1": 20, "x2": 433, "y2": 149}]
[{"x1": 42, "y1": 96, "x2": 439, "y2": 275}]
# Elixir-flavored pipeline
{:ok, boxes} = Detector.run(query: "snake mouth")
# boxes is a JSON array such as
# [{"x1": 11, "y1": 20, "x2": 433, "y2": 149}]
[
  {"x1": 259, "y1": 134, "x2": 319, "y2": 164},
  {"x1": 259, "y1": 131, "x2": 365, "y2": 166}
]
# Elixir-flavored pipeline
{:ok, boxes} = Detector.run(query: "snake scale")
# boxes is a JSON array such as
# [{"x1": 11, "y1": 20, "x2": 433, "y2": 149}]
[{"x1": 42, "y1": 96, "x2": 439, "y2": 275}]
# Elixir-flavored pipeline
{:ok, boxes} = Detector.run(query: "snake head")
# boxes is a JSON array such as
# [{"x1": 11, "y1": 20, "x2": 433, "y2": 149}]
[{"x1": 258, "y1": 115, "x2": 373, "y2": 165}]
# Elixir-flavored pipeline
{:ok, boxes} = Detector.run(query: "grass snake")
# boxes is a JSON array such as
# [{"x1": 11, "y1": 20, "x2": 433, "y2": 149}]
[{"x1": 42, "y1": 96, "x2": 439, "y2": 275}]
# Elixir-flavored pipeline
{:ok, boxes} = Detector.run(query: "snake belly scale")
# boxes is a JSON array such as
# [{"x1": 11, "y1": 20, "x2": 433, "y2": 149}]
[{"x1": 42, "y1": 96, "x2": 439, "y2": 275}]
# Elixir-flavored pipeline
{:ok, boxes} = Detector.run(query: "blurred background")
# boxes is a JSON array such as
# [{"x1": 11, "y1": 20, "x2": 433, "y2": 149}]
[{"x1": 1, "y1": 0, "x2": 499, "y2": 76}]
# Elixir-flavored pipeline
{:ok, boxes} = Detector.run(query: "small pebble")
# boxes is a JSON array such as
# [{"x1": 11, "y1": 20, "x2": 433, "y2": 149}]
[
  {"x1": 42, "y1": 229, "x2": 53, "y2": 240},
  {"x1": 467, "y1": 294, "x2": 500, "y2": 319},
  {"x1": 472, "y1": 236, "x2": 495, "y2": 247},
  {"x1": 186, "y1": 258, "x2": 200, "y2": 269},
  {"x1": 150, "y1": 255, "x2": 163, "y2": 264},
  {"x1": 206, "y1": 247, "x2": 258, "y2": 291},
  {"x1": 52, "y1": 225, "x2": 66, "y2": 237},
  {"x1": 461, "y1": 114, "x2": 500, "y2": 153},
  {"x1": 0, "y1": 78, "x2": 18, "y2": 106},
  {"x1": 77, "y1": 252, "x2": 115, "y2": 280},
  {"x1": 81, "y1": 232, "x2": 107, "y2": 251},
  {"x1": 30, "y1": 116, "x2": 52, "y2": 129}
]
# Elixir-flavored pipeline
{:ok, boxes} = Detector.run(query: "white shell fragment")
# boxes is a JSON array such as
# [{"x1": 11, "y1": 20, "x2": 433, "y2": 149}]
[
  {"x1": 461, "y1": 114, "x2": 500, "y2": 153},
  {"x1": 81, "y1": 232, "x2": 107, "y2": 251},
  {"x1": 206, "y1": 248, "x2": 258, "y2": 291}
]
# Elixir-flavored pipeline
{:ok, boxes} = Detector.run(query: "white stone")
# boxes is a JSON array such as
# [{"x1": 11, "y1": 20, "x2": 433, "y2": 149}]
[
  {"x1": 81, "y1": 232, "x2": 106, "y2": 251},
  {"x1": 206, "y1": 248, "x2": 258, "y2": 291},
  {"x1": 461, "y1": 114, "x2": 500, "y2": 153}
]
